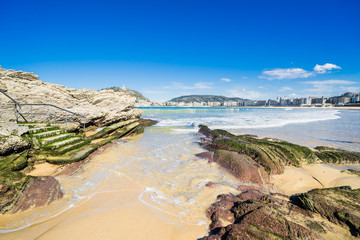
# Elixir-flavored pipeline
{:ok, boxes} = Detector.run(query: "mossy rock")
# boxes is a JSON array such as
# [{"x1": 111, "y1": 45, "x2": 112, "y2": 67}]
[
  {"x1": 292, "y1": 186, "x2": 360, "y2": 237},
  {"x1": 200, "y1": 126, "x2": 359, "y2": 176},
  {"x1": 315, "y1": 147, "x2": 360, "y2": 164},
  {"x1": 10, "y1": 155, "x2": 28, "y2": 171},
  {"x1": 88, "y1": 119, "x2": 138, "y2": 140},
  {"x1": 46, "y1": 145, "x2": 98, "y2": 164}
]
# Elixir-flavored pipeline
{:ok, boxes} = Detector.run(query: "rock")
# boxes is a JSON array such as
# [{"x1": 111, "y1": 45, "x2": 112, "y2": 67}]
[
  {"x1": 0, "y1": 67, "x2": 142, "y2": 128},
  {"x1": 196, "y1": 151, "x2": 215, "y2": 162},
  {"x1": 213, "y1": 150, "x2": 269, "y2": 184},
  {"x1": 139, "y1": 118, "x2": 158, "y2": 127},
  {"x1": 205, "y1": 182, "x2": 217, "y2": 188},
  {"x1": 0, "y1": 136, "x2": 30, "y2": 156},
  {"x1": 292, "y1": 186, "x2": 360, "y2": 237},
  {"x1": 198, "y1": 126, "x2": 360, "y2": 178},
  {"x1": 10, "y1": 155, "x2": 28, "y2": 171},
  {"x1": 315, "y1": 146, "x2": 360, "y2": 164},
  {"x1": 203, "y1": 192, "x2": 321, "y2": 240},
  {"x1": 11, "y1": 176, "x2": 63, "y2": 213}
]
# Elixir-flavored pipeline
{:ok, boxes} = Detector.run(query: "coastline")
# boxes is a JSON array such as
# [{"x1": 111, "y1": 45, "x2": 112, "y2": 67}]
[
  {"x1": 0, "y1": 139, "x2": 208, "y2": 240},
  {"x1": 137, "y1": 106, "x2": 360, "y2": 110},
  {"x1": 1, "y1": 104, "x2": 360, "y2": 239}
]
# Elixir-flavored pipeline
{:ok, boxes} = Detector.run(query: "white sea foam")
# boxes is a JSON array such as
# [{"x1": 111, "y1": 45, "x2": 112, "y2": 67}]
[{"x1": 144, "y1": 108, "x2": 341, "y2": 130}]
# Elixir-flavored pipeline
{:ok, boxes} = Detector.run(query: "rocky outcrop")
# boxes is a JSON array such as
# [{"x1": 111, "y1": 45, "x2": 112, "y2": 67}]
[
  {"x1": 198, "y1": 125, "x2": 360, "y2": 183},
  {"x1": 202, "y1": 186, "x2": 360, "y2": 239},
  {"x1": 0, "y1": 135, "x2": 30, "y2": 155},
  {"x1": 10, "y1": 176, "x2": 63, "y2": 213},
  {"x1": 202, "y1": 190, "x2": 321, "y2": 240},
  {"x1": 198, "y1": 126, "x2": 360, "y2": 239},
  {"x1": 292, "y1": 186, "x2": 360, "y2": 237},
  {"x1": 0, "y1": 66, "x2": 146, "y2": 214},
  {"x1": 0, "y1": 66, "x2": 142, "y2": 129}
]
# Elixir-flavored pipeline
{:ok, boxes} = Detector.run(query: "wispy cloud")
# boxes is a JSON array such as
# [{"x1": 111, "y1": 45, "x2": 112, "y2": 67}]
[
  {"x1": 340, "y1": 86, "x2": 360, "y2": 92},
  {"x1": 302, "y1": 79, "x2": 357, "y2": 95},
  {"x1": 279, "y1": 86, "x2": 292, "y2": 92},
  {"x1": 260, "y1": 63, "x2": 341, "y2": 80},
  {"x1": 261, "y1": 68, "x2": 314, "y2": 80},
  {"x1": 171, "y1": 81, "x2": 213, "y2": 89},
  {"x1": 227, "y1": 88, "x2": 262, "y2": 100},
  {"x1": 221, "y1": 78, "x2": 231, "y2": 82},
  {"x1": 301, "y1": 80, "x2": 356, "y2": 85},
  {"x1": 313, "y1": 63, "x2": 341, "y2": 74}
]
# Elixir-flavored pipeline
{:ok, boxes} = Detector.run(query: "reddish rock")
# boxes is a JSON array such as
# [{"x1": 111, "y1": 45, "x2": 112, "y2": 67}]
[
  {"x1": 196, "y1": 151, "x2": 215, "y2": 162},
  {"x1": 237, "y1": 184, "x2": 267, "y2": 193},
  {"x1": 205, "y1": 182, "x2": 217, "y2": 188},
  {"x1": 237, "y1": 189, "x2": 265, "y2": 201},
  {"x1": 214, "y1": 150, "x2": 269, "y2": 184},
  {"x1": 11, "y1": 176, "x2": 63, "y2": 213},
  {"x1": 209, "y1": 209, "x2": 235, "y2": 230},
  {"x1": 203, "y1": 192, "x2": 322, "y2": 240},
  {"x1": 206, "y1": 199, "x2": 235, "y2": 218}
]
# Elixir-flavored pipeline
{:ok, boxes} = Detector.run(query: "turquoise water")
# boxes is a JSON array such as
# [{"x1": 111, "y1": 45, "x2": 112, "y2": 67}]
[{"x1": 140, "y1": 107, "x2": 360, "y2": 152}]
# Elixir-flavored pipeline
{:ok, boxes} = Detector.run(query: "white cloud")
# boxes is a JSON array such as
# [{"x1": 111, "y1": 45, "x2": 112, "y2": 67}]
[
  {"x1": 261, "y1": 68, "x2": 314, "y2": 80},
  {"x1": 313, "y1": 63, "x2": 341, "y2": 74},
  {"x1": 280, "y1": 86, "x2": 292, "y2": 92},
  {"x1": 227, "y1": 88, "x2": 262, "y2": 100},
  {"x1": 171, "y1": 81, "x2": 213, "y2": 89},
  {"x1": 301, "y1": 80, "x2": 356, "y2": 85},
  {"x1": 260, "y1": 63, "x2": 341, "y2": 80},
  {"x1": 221, "y1": 78, "x2": 231, "y2": 82}
]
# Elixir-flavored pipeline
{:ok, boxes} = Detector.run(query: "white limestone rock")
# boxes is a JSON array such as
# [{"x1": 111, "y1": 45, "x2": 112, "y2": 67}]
[{"x1": 0, "y1": 66, "x2": 142, "y2": 128}]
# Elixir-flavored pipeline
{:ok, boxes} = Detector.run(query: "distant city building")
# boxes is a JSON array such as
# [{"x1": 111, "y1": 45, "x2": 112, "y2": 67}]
[{"x1": 136, "y1": 92, "x2": 360, "y2": 108}]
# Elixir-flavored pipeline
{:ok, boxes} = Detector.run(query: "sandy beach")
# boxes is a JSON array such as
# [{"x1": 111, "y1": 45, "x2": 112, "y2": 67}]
[
  {"x1": 0, "y1": 184, "x2": 206, "y2": 240},
  {"x1": 271, "y1": 164, "x2": 360, "y2": 195},
  {"x1": 0, "y1": 149, "x2": 208, "y2": 240}
]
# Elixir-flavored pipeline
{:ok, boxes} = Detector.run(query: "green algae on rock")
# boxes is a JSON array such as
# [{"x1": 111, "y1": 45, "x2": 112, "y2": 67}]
[
  {"x1": 198, "y1": 126, "x2": 360, "y2": 179},
  {"x1": 314, "y1": 146, "x2": 360, "y2": 164},
  {"x1": 202, "y1": 186, "x2": 360, "y2": 240},
  {"x1": 292, "y1": 186, "x2": 360, "y2": 237}
]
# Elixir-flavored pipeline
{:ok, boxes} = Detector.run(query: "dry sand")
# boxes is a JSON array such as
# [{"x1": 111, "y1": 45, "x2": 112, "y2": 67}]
[{"x1": 271, "y1": 164, "x2": 360, "y2": 195}]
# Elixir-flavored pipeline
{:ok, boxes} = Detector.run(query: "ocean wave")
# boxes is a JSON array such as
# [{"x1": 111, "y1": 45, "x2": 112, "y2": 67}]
[{"x1": 145, "y1": 108, "x2": 341, "y2": 130}]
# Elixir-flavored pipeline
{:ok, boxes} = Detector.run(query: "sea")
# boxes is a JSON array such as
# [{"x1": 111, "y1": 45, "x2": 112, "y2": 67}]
[
  {"x1": 1, "y1": 107, "x2": 359, "y2": 237},
  {"x1": 141, "y1": 107, "x2": 360, "y2": 152}
]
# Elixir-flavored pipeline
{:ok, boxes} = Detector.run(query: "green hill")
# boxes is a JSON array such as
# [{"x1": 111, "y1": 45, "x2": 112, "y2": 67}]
[
  {"x1": 168, "y1": 95, "x2": 244, "y2": 103},
  {"x1": 102, "y1": 87, "x2": 149, "y2": 102}
]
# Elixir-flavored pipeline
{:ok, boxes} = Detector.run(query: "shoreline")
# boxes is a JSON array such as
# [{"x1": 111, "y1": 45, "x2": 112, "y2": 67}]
[
  {"x1": 0, "y1": 139, "x2": 208, "y2": 240},
  {"x1": 137, "y1": 106, "x2": 360, "y2": 110}
]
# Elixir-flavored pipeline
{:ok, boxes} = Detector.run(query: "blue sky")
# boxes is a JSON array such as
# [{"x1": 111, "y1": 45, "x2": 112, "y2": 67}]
[{"x1": 1, "y1": 0, "x2": 359, "y2": 102}]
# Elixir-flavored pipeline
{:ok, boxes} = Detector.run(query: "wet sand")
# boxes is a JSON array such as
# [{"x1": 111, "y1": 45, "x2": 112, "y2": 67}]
[
  {"x1": 1, "y1": 166, "x2": 207, "y2": 240},
  {"x1": 271, "y1": 164, "x2": 360, "y2": 195},
  {"x1": 1, "y1": 130, "x2": 243, "y2": 240},
  {"x1": 1, "y1": 176, "x2": 206, "y2": 240}
]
